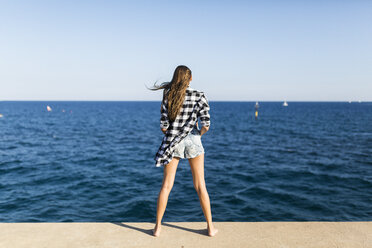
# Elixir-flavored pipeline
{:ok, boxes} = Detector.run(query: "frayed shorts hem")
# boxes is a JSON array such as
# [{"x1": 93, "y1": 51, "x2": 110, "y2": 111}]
[{"x1": 173, "y1": 151, "x2": 205, "y2": 159}]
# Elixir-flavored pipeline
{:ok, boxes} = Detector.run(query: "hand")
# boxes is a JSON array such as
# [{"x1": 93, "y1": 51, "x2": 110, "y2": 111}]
[
  {"x1": 161, "y1": 128, "x2": 167, "y2": 134},
  {"x1": 199, "y1": 125, "x2": 209, "y2": 137}
]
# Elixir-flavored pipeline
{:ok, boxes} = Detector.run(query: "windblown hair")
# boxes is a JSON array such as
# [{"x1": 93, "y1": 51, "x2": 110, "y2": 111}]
[{"x1": 148, "y1": 65, "x2": 192, "y2": 122}]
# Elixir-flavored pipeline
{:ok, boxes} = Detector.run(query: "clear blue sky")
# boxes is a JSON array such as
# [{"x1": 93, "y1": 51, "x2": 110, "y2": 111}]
[{"x1": 0, "y1": 0, "x2": 371, "y2": 101}]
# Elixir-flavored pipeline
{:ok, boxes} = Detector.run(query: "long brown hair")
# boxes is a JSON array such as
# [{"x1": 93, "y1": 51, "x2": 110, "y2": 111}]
[{"x1": 148, "y1": 65, "x2": 192, "y2": 122}]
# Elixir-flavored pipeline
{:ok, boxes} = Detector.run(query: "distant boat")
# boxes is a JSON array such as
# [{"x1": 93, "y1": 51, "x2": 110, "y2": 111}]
[
  {"x1": 283, "y1": 101, "x2": 288, "y2": 107},
  {"x1": 0, "y1": 114, "x2": 3, "y2": 118},
  {"x1": 348, "y1": 100, "x2": 352, "y2": 103},
  {"x1": 358, "y1": 100, "x2": 362, "y2": 103},
  {"x1": 47, "y1": 105, "x2": 52, "y2": 112}
]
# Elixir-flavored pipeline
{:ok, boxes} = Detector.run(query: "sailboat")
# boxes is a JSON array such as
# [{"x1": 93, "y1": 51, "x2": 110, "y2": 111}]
[
  {"x1": 283, "y1": 101, "x2": 288, "y2": 107},
  {"x1": 47, "y1": 105, "x2": 52, "y2": 112}
]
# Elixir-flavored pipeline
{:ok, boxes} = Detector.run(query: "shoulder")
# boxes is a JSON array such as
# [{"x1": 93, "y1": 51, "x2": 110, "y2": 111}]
[{"x1": 186, "y1": 87, "x2": 206, "y2": 98}]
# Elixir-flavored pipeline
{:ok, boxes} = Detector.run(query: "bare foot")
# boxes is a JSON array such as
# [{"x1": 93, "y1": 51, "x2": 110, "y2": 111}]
[
  {"x1": 207, "y1": 225, "x2": 218, "y2": 237},
  {"x1": 153, "y1": 223, "x2": 161, "y2": 237}
]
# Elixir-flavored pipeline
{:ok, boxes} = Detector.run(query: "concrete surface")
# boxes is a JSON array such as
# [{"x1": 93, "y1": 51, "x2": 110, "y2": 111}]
[{"x1": 0, "y1": 222, "x2": 371, "y2": 248}]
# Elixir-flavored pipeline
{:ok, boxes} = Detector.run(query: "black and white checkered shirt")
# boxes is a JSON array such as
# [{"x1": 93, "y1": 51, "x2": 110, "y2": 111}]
[{"x1": 154, "y1": 86, "x2": 210, "y2": 167}]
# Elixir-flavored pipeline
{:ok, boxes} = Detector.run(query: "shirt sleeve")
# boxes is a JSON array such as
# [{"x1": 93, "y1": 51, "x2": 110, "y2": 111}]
[
  {"x1": 160, "y1": 93, "x2": 170, "y2": 129},
  {"x1": 198, "y1": 93, "x2": 211, "y2": 127}
]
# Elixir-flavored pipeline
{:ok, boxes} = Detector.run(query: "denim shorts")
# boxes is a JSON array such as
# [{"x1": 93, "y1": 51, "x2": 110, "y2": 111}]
[{"x1": 173, "y1": 127, "x2": 204, "y2": 159}]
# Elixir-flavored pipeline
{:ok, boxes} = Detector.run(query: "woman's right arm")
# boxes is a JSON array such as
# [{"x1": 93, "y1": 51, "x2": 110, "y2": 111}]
[{"x1": 198, "y1": 93, "x2": 211, "y2": 137}]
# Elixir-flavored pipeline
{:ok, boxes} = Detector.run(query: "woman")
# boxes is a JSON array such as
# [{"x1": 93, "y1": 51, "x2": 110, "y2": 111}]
[{"x1": 149, "y1": 65, "x2": 218, "y2": 237}]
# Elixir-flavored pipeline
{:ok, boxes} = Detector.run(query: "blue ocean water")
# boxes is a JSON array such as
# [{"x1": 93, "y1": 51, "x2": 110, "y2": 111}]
[{"x1": 0, "y1": 101, "x2": 371, "y2": 222}]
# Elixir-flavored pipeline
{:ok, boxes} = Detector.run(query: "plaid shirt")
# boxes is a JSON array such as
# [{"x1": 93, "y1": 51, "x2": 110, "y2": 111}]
[{"x1": 154, "y1": 86, "x2": 210, "y2": 167}]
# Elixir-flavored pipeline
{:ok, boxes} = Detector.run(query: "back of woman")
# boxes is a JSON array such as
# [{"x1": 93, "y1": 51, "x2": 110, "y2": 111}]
[
  {"x1": 149, "y1": 65, "x2": 218, "y2": 237},
  {"x1": 155, "y1": 85, "x2": 211, "y2": 167}
]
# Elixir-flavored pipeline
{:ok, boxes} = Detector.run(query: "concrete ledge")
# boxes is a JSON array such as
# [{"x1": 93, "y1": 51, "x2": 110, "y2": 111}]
[{"x1": 1, "y1": 222, "x2": 371, "y2": 248}]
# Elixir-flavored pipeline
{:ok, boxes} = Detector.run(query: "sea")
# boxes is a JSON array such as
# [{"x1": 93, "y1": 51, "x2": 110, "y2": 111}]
[{"x1": 0, "y1": 101, "x2": 371, "y2": 222}]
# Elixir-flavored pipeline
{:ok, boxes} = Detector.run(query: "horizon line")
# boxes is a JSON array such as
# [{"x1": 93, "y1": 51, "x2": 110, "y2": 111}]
[{"x1": 0, "y1": 100, "x2": 370, "y2": 102}]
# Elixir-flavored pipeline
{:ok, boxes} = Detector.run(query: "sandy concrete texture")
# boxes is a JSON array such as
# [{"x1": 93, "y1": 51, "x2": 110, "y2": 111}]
[{"x1": 0, "y1": 221, "x2": 371, "y2": 248}]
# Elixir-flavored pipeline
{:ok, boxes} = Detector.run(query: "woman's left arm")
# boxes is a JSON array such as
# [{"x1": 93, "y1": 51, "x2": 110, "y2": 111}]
[{"x1": 160, "y1": 94, "x2": 169, "y2": 134}]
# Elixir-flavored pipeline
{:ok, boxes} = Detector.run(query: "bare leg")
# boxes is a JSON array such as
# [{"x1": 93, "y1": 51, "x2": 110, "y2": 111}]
[
  {"x1": 153, "y1": 157, "x2": 180, "y2": 237},
  {"x1": 188, "y1": 153, "x2": 218, "y2": 237}
]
